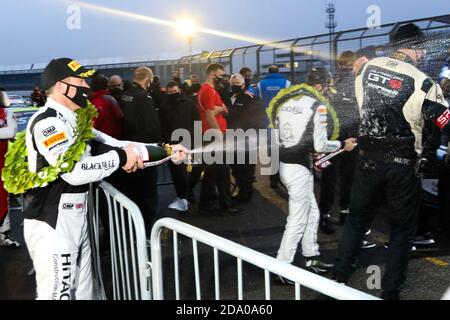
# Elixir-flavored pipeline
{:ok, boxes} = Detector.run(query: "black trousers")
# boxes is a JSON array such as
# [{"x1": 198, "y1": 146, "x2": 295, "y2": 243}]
[
  {"x1": 334, "y1": 158, "x2": 420, "y2": 294},
  {"x1": 231, "y1": 163, "x2": 256, "y2": 196},
  {"x1": 169, "y1": 162, "x2": 188, "y2": 199},
  {"x1": 319, "y1": 151, "x2": 357, "y2": 216},
  {"x1": 199, "y1": 163, "x2": 232, "y2": 208},
  {"x1": 114, "y1": 167, "x2": 158, "y2": 233},
  {"x1": 189, "y1": 165, "x2": 203, "y2": 190},
  {"x1": 416, "y1": 199, "x2": 430, "y2": 236},
  {"x1": 439, "y1": 166, "x2": 450, "y2": 230},
  {"x1": 230, "y1": 150, "x2": 256, "y2": 197}
]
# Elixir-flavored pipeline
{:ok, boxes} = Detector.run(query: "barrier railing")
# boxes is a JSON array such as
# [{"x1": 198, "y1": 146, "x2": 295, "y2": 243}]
[
  {"x1": 2, "y1": 15, "x2": 449, "y2": 89},
  {"x1": 88, "y1": 181, "x2": 151, "y2": 300},
  {"x1": 150, "y1": 217, "x2": 379, "y2": 300},
  {"x1": 89, "y1": 183, "x2": 379, "y2": 300}
]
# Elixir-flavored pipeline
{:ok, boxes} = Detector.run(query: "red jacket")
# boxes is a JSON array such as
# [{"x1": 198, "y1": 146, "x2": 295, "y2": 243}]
[{"x1": 90, "y1": 90, "x2": 123, "y2": 139}]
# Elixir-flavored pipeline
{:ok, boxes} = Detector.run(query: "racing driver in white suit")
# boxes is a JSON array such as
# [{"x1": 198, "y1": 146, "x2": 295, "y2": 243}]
[
  {"x1": 9, "y1": 58, "x2": 187, "y2": 300},
  {"x1": 267, "y1": 67, "x2": 357, "y2": 281}
]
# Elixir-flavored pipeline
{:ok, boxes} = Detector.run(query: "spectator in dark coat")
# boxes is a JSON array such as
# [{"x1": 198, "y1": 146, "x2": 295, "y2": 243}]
[{"x1": 160, "y1": 81, "x2": 200, "y2": 212}]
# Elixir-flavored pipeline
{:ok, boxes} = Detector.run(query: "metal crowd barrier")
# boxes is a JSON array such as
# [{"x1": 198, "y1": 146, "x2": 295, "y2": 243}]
[
  {"x1": 150, "y1": 217, "x2": 379, "y2": 300},
  {"x1": 89, "y1": 183, "x2": 378, "y2": 300},
  {"x1": 88, "y1": 181, "x2": 151, "y2": 300}
]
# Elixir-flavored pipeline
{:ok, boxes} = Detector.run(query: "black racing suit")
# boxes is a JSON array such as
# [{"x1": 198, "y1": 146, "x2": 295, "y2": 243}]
[
  {"x1": 439, "y1": 98, "x2": 450, "y2": 233},
  {"x1": 334, "y1": 53, "x2": 450, "y2": 298}
]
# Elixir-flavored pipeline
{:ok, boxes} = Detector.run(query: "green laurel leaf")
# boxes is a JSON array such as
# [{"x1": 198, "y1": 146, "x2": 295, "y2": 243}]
[{"x1": 1, "y1": 103, "x2": 98, "y2": 195}]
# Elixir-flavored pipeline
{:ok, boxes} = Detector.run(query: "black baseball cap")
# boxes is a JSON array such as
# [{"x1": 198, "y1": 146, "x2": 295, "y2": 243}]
[{"x1": 41, "y1": 58, "x2": 97, "y2": 91}]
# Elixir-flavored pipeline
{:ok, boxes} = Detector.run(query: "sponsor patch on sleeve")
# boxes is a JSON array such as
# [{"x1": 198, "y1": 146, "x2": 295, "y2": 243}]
[
  {"x1": 317, "y1": 105, "x2": 328, "y2": 124},
  {"x1": 41, "y1": 125, "x2": 56, "y2": 137},
  {"x1": 43, "y1": 132, "x2": 67, "y2": 148},
  {"x1": 317, "y1": 105, "x2": 328, "y2": 114},
  {"x1": 434, "y1": 109, "x2": 450, "y2": 129}
]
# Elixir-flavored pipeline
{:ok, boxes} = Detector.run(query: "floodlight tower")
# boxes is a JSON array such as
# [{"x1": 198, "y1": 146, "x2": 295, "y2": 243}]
[{"x1": 325, "y1": 3, "x2": 337, "y2": 72}]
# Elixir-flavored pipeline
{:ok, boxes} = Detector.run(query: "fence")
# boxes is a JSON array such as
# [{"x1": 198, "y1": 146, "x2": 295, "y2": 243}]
[
  {"x1": 88, "y1": 182, "x2": 378, "y2": 300},
  {"x1": 174, "y1": 14, "x2": 450, "y2": 83},
  {"x1": 88, "y1": 181, "x2": 151, "y2": 300},
  {"x1": 1, "y1": 14, "x2": 449, "y2": 90},
  {"x1": 150, "y1": 217, "x2": 379, "y2": 300}
]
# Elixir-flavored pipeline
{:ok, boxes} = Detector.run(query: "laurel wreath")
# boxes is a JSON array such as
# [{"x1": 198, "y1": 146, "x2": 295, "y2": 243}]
[
  {"x1": 266, "y1": 83, "x2": 340, "y2": 140},
  {"x1": 1, "y1": 103, "x2": 98, "y2": 195}
]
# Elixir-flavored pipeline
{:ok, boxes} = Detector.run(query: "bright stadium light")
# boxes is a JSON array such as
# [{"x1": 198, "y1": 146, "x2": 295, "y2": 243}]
[
  {"x1": 176, "y1": 18, "x2": 197, "y2": 38},
  {"x1": 176, "y1": 18, "x2": 197, "y2": 75}
]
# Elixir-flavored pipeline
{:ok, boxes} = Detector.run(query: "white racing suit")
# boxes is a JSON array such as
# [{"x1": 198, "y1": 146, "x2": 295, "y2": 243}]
[
  {"x1": 274, "y1": 90, "x2": 341, "y2": 263},
  {"x1": 23, "y1": 98, "x2": 129, "y2": 300}
]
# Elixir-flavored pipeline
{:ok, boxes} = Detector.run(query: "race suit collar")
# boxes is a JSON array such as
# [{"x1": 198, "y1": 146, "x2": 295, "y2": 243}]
[
  {"x1": 46, "y1": 98, "x2": 77, "y2": 128},
  {"x1": 390, "y1": 51, "x2": 415, "y2": 65}
]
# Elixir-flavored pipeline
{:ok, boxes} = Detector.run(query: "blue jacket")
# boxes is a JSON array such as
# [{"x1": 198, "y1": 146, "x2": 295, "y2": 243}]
[{"x1": 256, "y1": 73, "x2": 291, "y2": 107}]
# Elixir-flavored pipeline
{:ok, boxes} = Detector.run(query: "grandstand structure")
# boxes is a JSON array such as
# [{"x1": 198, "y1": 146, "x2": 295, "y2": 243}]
[{"x1": 1, "y1": 14, "x2": 449, "y2": 91}]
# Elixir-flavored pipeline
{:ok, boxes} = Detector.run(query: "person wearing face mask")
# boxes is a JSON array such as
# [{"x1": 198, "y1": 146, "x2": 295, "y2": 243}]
[
  {"x1": 227, "y1": 74, "x2": 265, "y2": 202},
  {"x1": 190, "y1": 74, "x2": 202, "y2": 97},
  {"x1": 13, "y1": 58, "x2": 141, "y2": 299},
  {"x1": 375, "y1": 45, "x2": 386, "y2": 58},
  {"x1": 197, "y1": 63, "x2": 238, "y2": 214},
  {"x1": 89, "y1": 74, "x2": 123, "y2": 139},
  {"x1": 267, "y1": 67, "x2": 357, "y2": 280},
  {"x1": 8, "y1": 59, "x2": 187, "y2": 300},
  {"x1": 118, "y1": 66, "x2": 163, "y2": 232},
  {"x1": 159, "y1": 81, "x2": 200, "y2": 212},
  {"x1": 181, "y1": 74, "x2": 202, "y2": 101},
  {"x1": 216, "y1": 74, "x2": 232, "y2": 108},
  {"x1": 333, "y1": 23, "x2": 450, "y2": 300},
  {"x1": 239, "y1": 67, "x2": 256, "y2": 94},
  {"x1": 108, "y1": 75, "x2": 124, "y2": 103}
]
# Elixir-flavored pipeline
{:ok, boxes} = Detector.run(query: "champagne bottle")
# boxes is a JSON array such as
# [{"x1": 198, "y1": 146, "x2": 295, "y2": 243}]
[{"x1": 132, "y1": 144, "x2": 170, "y2": 165}]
